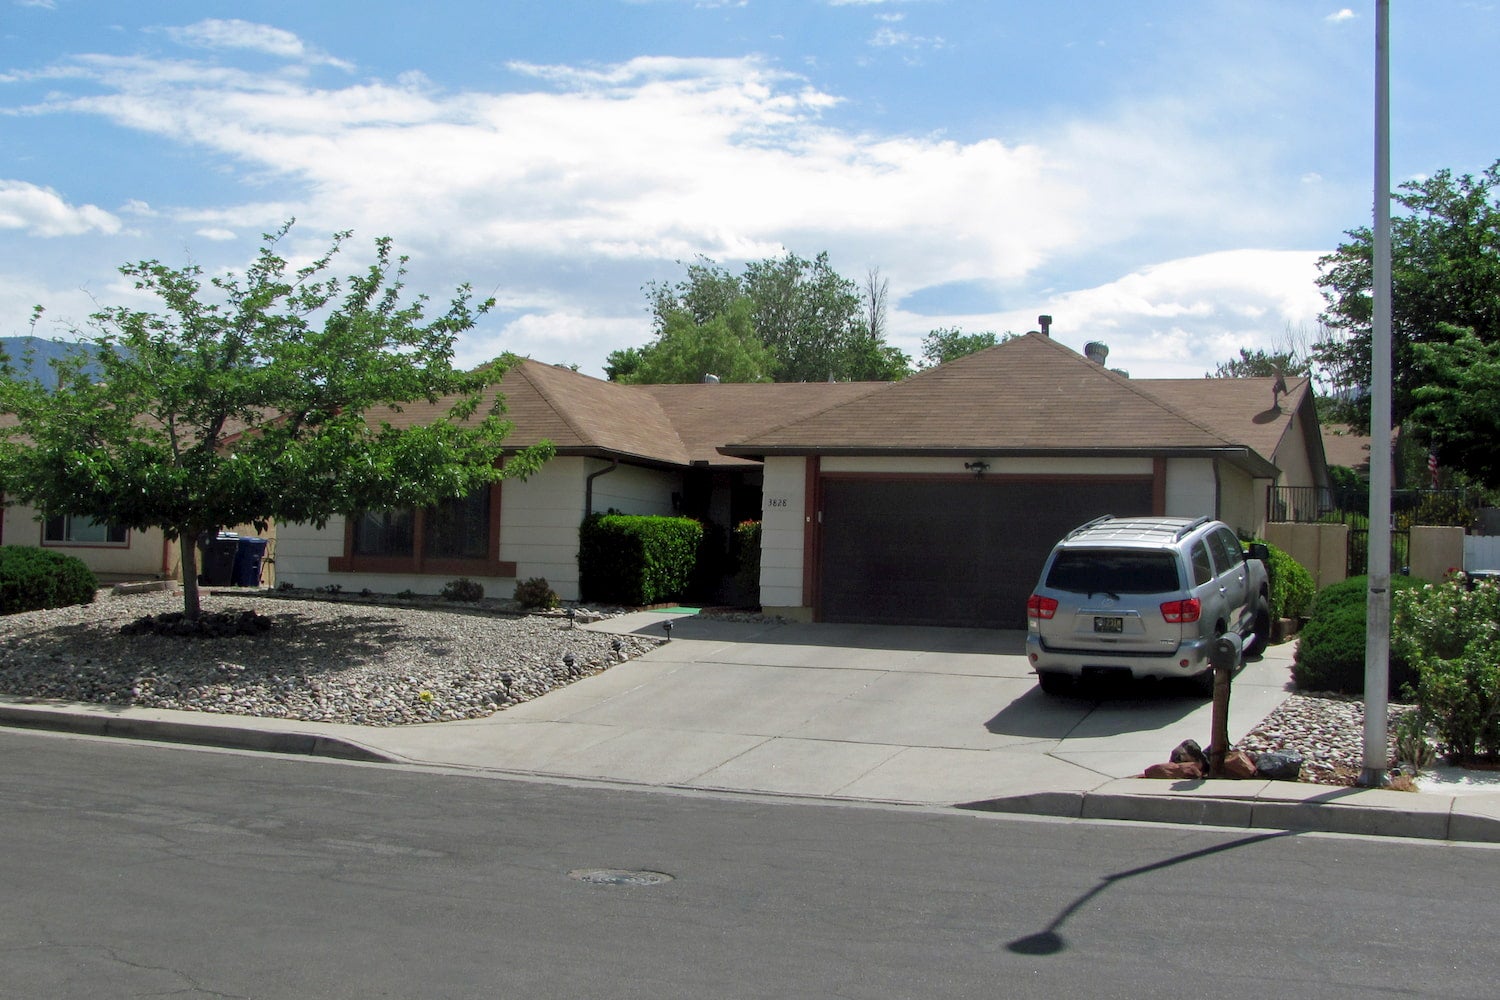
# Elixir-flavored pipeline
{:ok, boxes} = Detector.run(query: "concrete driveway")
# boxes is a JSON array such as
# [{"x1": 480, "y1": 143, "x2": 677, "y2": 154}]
[{"x1": 367, "y1": 611, "x2": 1298, "y2": 806}]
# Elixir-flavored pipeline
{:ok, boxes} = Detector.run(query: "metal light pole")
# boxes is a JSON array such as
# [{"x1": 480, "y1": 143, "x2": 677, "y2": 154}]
[{"x1": 1361, "y1": 0, "x2": 1394, "y2": 788}]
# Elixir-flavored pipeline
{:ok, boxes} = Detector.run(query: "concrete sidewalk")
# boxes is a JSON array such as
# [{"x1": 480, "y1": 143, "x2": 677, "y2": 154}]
[{"x1": 6, "y1": 612, "x2": 1500, "y2": 843}]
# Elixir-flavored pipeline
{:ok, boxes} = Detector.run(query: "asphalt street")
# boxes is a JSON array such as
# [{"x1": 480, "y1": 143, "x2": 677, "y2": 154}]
[{"x1": 3, "y1": 728, "x2": 1496, "y2": 1000}]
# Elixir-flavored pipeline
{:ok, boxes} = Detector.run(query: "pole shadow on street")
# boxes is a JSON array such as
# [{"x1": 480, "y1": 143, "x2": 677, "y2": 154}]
[{"x1": 1005, "y1": 830, "x2": 1295, "y2": 956}]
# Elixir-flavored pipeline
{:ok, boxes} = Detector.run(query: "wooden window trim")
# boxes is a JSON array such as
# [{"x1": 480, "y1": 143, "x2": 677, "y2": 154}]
[{"x1": 328, "y1": 483, "x2": 516, "y2": 577}]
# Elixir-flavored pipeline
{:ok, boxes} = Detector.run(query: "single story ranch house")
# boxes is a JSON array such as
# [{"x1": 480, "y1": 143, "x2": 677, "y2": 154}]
[{"x1": 271, "y1": 330, "x2": 1328, "y2": 629}]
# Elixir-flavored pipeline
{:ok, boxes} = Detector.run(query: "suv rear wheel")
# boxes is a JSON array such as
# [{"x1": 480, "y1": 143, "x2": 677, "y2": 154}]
[
  {"x1": 1243, "y1": 595, "x2": 1272, "y2": 657},
  {"x1": 1036, "y1": 671, "x2": 1072, "y2": 696}
]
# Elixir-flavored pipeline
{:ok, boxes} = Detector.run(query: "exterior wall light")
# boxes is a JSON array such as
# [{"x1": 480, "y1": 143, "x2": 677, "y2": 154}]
[{"x1": 964, "y1": 461, "x2": 990, "y2": 478}]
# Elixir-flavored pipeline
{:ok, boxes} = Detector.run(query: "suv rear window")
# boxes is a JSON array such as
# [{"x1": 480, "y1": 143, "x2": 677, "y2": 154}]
[{"x1": 1045, "y1": 549, "x2": 1182, "y2": 595}]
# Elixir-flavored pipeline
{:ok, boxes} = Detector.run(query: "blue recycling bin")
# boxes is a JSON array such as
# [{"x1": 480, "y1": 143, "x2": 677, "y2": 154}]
[{"x1": 231, "y1": 536, "x2": 269, "y2": 587}]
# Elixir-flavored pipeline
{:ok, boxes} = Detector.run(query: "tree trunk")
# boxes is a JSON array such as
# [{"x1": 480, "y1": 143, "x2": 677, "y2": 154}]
[{"x1": 179, "y1": 531, "x2": 202, "y2": 621}]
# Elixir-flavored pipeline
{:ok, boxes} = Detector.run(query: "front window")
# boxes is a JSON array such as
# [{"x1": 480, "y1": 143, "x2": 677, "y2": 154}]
[
  {"x1": 352, "y1": 508, "x2": 415, "y2": 557},
  {"x1": 424, "y1": 489, "x2": 490, "y2": 559},
  {"x1": 331, "y1": 484, "x2": 513, "y2": 578},
  {"x1": 44, "y1": 515, "x2": 128, "y2": 546}
]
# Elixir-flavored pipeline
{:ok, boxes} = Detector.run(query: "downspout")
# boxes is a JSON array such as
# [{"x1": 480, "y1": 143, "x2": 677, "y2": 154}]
[{"x1": 585, "y1": 458, "x2": 619, "y2": 518}]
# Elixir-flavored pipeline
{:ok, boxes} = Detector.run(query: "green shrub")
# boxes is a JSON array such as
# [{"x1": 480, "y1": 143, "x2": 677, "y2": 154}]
[
  {"x1": 513, "y1": 576, "x2": 559, "y2": 610},
  {"x1": 1394, "y1": 576, "x2": 1500, "y2": 761},
  {"x1": 1411, "y1": 650, "x2": 1500, "y2": 761},
  {"x1": 732, "y1": 520, "x2": 762, "y2": 604},
  {"x1": 579, "y1": 513, "x2": 703, "y2": 606},
  {"x1": 1291, "y1": 574, "x2": 1426, "y2": 696},
  {"x1": 0, "y1": 545, "x2": 98, "y2": 615},
  {"x1": 439, "y1": 577, "x2": 484, "y2": 602},
  {"x1": 1251, "y1": 539, "x2": 1314, "y2": 621}
]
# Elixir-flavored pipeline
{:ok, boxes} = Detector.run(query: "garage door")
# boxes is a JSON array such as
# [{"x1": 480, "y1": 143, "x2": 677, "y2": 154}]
[{"x1": 818, "y1": 478, "x2": 1153, "y2": 628}]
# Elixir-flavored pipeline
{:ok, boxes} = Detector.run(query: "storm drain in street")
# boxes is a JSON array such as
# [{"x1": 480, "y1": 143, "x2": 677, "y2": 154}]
[{"x1": 568, "y1": 868, "x2": 674, "y2": 887}]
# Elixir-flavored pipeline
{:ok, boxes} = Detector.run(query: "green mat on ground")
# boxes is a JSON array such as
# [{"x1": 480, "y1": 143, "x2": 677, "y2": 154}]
[{"x1": 658, "y1": 607, "x2": 701, "y2": 615}]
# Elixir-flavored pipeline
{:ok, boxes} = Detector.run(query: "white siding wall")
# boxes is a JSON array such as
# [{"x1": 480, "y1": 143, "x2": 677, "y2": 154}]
[
  {"x1": 2, "y1": 502, "x2": 172, "y2": 579},
  {"x1": 274, "y1": 457, "x2": 681, "y2": 601},
  {"x1": 759, "y1": 456, "x2": 808, "y2": 614},
  {"x1": 1164, "y1": 458, "x2": 1217, "y2": 519},
  {"x1": 1216, "y1": 462, "x2": 1256, "y2": 536}
]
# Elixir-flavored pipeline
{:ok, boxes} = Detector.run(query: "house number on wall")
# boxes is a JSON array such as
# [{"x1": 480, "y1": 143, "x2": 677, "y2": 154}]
[{"x1": 766, "y1": 497, "x2": 790, "y2": 508}]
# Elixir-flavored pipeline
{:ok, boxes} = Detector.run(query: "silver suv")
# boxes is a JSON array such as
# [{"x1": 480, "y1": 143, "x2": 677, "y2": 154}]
[{"x1": 1024, "y1": 515, "x2": 1272, "y2": 696}]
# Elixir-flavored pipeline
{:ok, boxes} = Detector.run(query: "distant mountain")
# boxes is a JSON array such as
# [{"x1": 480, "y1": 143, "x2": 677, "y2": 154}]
[{"x1": 0, "y1": 337, "x2": 105, "y2": 386}]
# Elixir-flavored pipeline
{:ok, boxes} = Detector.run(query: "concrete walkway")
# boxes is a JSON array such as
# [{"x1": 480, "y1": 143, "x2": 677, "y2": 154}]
[{"x1": 6, "y1": 612, "x2": 1500, "y2": 843}]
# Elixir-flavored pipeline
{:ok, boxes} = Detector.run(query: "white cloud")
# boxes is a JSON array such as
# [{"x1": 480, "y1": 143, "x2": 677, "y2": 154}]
[
  {"x1": 1325, "y1": 9, "x2": 1357, "y2": 23},
  {"x1": 0, "y1": 180, "x2": 121, "y2": 236},
  {"x1": 892, "y1": 249, "x2": 1328, "y2": 378},
  {"x1": 8, "y1": 45, "x2": 1349, "y2": 379},
  {"x1": 166, "y1": 19, "x2": 354, "y2": 70}
]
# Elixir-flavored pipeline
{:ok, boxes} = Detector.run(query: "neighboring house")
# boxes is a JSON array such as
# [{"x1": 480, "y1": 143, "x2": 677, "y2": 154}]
[
  {"x1": 0, "y1": 500, "x2": 180, "y2": 582},
  {"x1": 271, "y1": 332, "x2": 1328, "y2": 629}
]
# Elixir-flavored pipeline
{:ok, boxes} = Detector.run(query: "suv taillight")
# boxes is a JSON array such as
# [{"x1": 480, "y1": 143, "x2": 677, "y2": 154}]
[
  {"x1": 1028, "y1": 594, "x2": 1058, "y2": 620},
  {"x1": 1160, "y1": 598, "x2": 1201, "y2": 623}
]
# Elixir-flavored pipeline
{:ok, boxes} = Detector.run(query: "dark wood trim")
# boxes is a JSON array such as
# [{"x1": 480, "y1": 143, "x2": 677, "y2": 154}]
[
  {"x1": 802, "y1": 456, "x2": 821, "y2": 621},
  {"x1": 1152, "y1": 457, "x2": 1167, "y2": 515},
  {"x1": 328, "y1": 483, "x2": 515, "y2": 578}
]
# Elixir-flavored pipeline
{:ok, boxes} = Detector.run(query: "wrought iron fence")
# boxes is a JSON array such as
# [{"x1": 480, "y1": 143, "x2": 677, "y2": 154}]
[{"x1": 1267, "y1": 486, "x2": 1475, "y2": 528}]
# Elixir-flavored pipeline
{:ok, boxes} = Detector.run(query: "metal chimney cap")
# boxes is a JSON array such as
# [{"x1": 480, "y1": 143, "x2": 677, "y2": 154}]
[{"x1": 1038, "y1": 315, "x2": 1053, "y2": 336}]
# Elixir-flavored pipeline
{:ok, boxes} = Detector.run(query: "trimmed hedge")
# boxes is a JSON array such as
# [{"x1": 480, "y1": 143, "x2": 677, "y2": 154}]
[
  {"x1": 1251, "y1": 538, "x2": 1314, "y2": 622},
  {"x1": 0, "y1": 545, "x2": 98, "y2": 615},
  {"x1": 578, "y1": 514, "x2": 703, "y2": 606},
  {"x1": 732, "y1": 520, "x2": 762, "y2": 604},
  {"x1": 1291, "y1": 574, "x2": 1427, "y2": 696}
]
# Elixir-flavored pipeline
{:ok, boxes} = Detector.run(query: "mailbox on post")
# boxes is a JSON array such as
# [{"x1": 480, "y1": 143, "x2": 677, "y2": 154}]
[{"x1": 1207, "y1": 632, "x2": 1243, "y2": 778}]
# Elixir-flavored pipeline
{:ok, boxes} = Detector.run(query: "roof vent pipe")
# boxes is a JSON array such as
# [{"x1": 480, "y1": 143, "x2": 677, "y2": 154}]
[
  {"x1": 1038, "y1": 315, "x2": 1052, "y2": 337},
  {"x1": 1084, "y1": 341, "x2": 1110, "y2": 366},
  {"x1": 702, "y1": 373, "x2": 720, "y2": 383}
]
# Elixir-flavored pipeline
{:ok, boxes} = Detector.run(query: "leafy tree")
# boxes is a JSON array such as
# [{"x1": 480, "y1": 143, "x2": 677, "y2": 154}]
[
  {"x1": 628, "y1": 251, "x2": 910, "y2": 383},
  {"x1": 1208, "y1": 347, "x2": 1312, "y2": 379},
  {"x1": 1315, "y1": 160, "x2": 1500, "y2": 482},
  {"x1": 1408, "y1": 325, "x2": 1500, "y2": 485},
  {"x1": 919, "y1": 327, "x2": 1006, "y2": 367},
  {"x1": 616, "y1": 300, "x2": 773, "y2": 384},
  {"x1": 0, "y1": 224, "x2": 553, "y2": 620}
]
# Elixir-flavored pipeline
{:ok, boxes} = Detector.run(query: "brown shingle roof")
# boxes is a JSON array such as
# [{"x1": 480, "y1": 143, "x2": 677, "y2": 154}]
[
  {"x1": 367, "y1": 360, "x2": 883, "y2": 469},
  {"x1": 1136, "y1": 375, "x2": 1312, "y2": 464},
  {"x1": 721, "y1": 333, "x2": 1278, "y2": 473}
]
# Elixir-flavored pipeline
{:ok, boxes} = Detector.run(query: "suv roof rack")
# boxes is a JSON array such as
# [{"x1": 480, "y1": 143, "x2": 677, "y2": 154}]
[
  {"x1": 1174, "y1": 515, "x2": 1212, "y2": 541},
  {"x1": 1064, "y1": 514, "x2": 1115, "y2": 540}
]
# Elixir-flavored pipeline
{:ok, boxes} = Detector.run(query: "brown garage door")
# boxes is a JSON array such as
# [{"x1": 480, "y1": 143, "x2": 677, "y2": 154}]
[{"x1": 818, "y1": 477, "x2": 1154, "y2": 628}]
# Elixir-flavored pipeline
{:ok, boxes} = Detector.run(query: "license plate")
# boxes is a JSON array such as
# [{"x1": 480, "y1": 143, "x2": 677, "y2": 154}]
[{"x1": 1093, "y1": 616, "x2": 1124, "y2": 634}]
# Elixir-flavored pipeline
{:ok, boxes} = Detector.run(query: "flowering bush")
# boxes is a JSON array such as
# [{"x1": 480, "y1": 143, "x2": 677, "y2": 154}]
[{"x1": 1393, "y1": 575, "x2": 1500, "y2": 761}]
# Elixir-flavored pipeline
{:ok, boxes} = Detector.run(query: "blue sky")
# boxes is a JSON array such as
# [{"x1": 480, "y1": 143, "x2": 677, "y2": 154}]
[{"x1": 3, "y1": 1, "x2": 1497, "y2": 380}]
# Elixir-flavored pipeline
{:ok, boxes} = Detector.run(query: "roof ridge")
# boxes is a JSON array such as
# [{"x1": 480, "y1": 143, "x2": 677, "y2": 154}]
[
  {"x1": 508, "y1": 359, "x2": 598, "y2": 448},
  {"x1": 1037, "y1": 336, "x2": 1247, "y2": 448}
]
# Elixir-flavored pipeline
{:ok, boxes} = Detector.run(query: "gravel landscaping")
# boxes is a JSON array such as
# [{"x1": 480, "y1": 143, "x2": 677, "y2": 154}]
[
  {"x1": 0, "y1": 589, "x2": 660, "y2": 725},
  {"x1": 0, "y1": 588, "x2": 1413, "y2": 786}
]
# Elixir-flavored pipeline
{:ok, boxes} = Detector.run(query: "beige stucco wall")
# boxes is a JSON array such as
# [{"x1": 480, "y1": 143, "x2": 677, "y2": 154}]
[
  {"x1": 1215, "y1": 461, "x2": 1257, "y2": 537},
  {"x1": 1409, "y1": 526, "x2": 1465, "y2": 583},
  {"x1": 1263, "y1": 521, "x2": 1349, "y2": 591},
  {"x1": 275, "y1": 457, "x2": 679, "y2": 602},
  {"x1": 2, "y1": 502, "x2": 173, "y2": 580}
]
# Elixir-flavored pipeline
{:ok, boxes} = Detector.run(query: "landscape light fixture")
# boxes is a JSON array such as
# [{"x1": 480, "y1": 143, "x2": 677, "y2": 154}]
[
  {"x1": 663, "y1": 621, "x2": 673, "y2": 640},
  {"x1": 563, "y1": 652, "x2": 576, "y2": 668}
]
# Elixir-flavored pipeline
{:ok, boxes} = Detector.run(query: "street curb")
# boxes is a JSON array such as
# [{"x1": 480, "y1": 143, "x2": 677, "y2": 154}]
[
  {"x1": 0, "y1": 703, "x2": 397, "y2": 764},
  {"x1": 956, "y1": 789, "x2": 1500, "y2": 844}
]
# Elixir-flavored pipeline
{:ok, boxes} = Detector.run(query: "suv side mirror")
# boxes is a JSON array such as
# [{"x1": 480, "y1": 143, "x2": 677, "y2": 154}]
[{"x1": 1246, "y1": 542, "x2": 1270, "y2": 562}]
